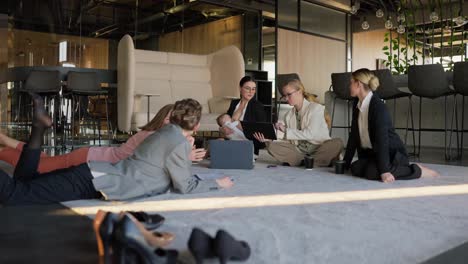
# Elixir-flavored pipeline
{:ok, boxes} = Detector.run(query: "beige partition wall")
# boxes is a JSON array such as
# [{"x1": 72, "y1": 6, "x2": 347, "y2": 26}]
[
  {"x1": 159, "y1": 16, "x2": 242, "y2": 55},
  {"x1": 278, "y1": 28, "x2": 346, "y2": 103}
]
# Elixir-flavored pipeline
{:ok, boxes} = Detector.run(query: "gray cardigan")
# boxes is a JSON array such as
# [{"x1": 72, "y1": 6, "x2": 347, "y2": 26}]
[{"x1": 89, "y1": 124, "x2": 219, "y2": 200}]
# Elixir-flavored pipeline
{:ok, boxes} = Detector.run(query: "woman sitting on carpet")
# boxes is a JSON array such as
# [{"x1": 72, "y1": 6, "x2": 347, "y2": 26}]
[
  {"x1": 0, "y1": 104, "x2": 206, "y2": 174},
  {"x1": 343, "y1": 68, "x2": 439, "y2": 182},
  {"x1": 0, "y1": 96, "x2": 233, "y2": 206},
  {"x1": 220, "y1": 76, "x2": 267, "y2": 155},
  {"x1": 254, "y1": 79, "x2": 343, "y2": 167}
]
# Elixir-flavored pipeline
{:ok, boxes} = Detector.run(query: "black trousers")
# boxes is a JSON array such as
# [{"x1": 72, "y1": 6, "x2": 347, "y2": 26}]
[
  {"x1": 350, "y1": 150, "x2": 421, "y2": 181},
  {"x1": 0, "y1": 145, "x2": 100, "y2": 206}
]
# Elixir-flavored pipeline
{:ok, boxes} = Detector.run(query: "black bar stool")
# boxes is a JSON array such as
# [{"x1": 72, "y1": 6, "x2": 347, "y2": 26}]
[
  {"x1": 65, "y1": 71, "x2": 111, "y2": 149},
  {"x1": 18, "y1": 70, "x2": 61, "y2": 144},
  {"x1": 329, "y1": 72, "x2": 353, "y2": 137},
  {"x1": 408, "y1": 64, "x2": 457, "y2": 160},
  {"x1": 372, "y1": 69, "x2": 416, "y2": 155},
  {"x1": 453, "y1": 61, "x2": 468, "y2": 159}
]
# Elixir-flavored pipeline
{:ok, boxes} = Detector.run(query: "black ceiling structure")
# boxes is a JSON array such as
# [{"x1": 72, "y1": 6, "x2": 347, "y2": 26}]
[{"x1": 5, "y1": 0, "x2": 274, "y2": 40}]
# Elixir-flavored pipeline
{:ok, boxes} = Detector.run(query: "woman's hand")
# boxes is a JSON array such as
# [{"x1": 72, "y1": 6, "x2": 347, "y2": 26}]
[
  {"x1": 190, "y1": 148, "x2": 207, "y2": 162},
  {"x1": 274, "y1": 123, "x2": 286, "y2": 132},
  {"x1": 219, "y1": 126, "x2": 234, "y2": 136},
  {"x1": 186, "y1": 136, "x2": 195, "y2": 147},
  {"x1": 216, "y1": 176, "x2": 234, "y2": 189},
  {"x1": 253, "y1": 132, "x2": 272, "y2": 143},
  {"x1": 381, "y1": 172, "x2": 395, "y2": 183}
]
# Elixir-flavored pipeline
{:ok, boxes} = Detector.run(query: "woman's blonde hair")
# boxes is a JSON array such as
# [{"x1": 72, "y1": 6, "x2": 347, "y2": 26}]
[
  {"x1": 282, "y1": 79, "x2": 319, "y2": 103},
  {"x1": 170, "y1": 99, "x2": 202, "y2": 131},
  {"x1": 139, "y1": 104, "x2": 174, "y2": 131},
  {"x1": 352, "y1": 68, "x2": 380, "y2": 91}
]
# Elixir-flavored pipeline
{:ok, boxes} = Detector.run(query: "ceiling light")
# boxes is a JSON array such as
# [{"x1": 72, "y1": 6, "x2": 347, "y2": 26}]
[
  {"x1": 350, "y1": 0, "x2": 360, "y2": 15},
  {"x1": 397, "y1": 24, "x2": 405, "y2": 34},
  {"x1": 385, "y1": 17, "x2": 393, "y2": 29},
  {"x1": 429, "y1": 11, "x2": 439, "y2": 22},
  {"x1": 397, "y1": 13, "x2": 406, "y2": 23},
  {"x1": 362, "y1": 17, "x2": 370, "y2": 30},
  {"x1": 376, "y1": 9, "x2": 384, "y2": 18}
]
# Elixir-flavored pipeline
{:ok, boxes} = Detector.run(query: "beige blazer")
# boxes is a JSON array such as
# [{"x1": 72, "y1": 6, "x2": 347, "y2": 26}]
[{"x1": 283, "y1": 98, "x2": 331, "y2": 146}]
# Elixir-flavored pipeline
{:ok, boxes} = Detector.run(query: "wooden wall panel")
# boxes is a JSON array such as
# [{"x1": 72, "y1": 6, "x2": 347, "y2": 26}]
[
  {"x1": 278, "y1": 28, "x2": 346, "y2": 103},
  {"x1": 8, "y1": 29, "x2": 109, "y2": 69},
  {"x1": 159, "y1": 16, "x2": 243, "y2": 55},
  {"x1": 352, "y1": 29, "x2": 426, "y2": 71}
]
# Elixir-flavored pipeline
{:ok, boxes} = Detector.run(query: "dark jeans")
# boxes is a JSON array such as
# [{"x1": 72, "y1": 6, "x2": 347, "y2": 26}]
[
  {"x1": 351, "y1": 150, "x2": 421, "y2": 181},
  {"x1": 0, "y1": 145, "x2": 100, "y2": 206}
]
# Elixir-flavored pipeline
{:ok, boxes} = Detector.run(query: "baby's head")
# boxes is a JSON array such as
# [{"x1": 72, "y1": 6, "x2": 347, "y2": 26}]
[{"x1": 216, "y1": 113, "x2": 231, "y2": 127}]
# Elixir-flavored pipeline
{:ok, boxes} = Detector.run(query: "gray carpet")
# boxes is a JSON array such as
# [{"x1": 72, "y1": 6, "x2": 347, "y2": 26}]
[{"x1": 61, "y1": 154, "x2": 468, "y2": 264}]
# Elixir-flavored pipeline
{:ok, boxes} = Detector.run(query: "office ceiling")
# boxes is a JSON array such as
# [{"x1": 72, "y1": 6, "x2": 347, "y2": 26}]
[{"x1": 6, "y1": 0, "x2": 274, "y2": 39}]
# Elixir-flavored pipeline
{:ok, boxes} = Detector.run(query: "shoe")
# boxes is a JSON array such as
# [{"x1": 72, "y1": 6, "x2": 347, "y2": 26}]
[
  {"x1": 127, "y1": 211, "x2": 165, "y2": 230},
  {"x1": 112, "y1": 214, "x2": 178, "y2": 264},
  {"x1": 188, "y1": 228, "x2": 215, "y2": 264},
  {"x1": 93, "y1": 210, "x2": 166, "y2": 261},
  {"x1": 214, "y1": 230, "x2": 250, "y2": 264}
]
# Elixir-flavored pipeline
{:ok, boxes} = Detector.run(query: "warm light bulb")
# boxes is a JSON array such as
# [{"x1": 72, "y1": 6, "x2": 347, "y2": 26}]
[
  {"x1": 376, "y1": 9, "x2": 384, "y2": 18},
  {"x1": 430, "y1": 11, "x2": 439, "y2": 22},
  {"x1": 362, "y1": 19, "x2": 370, "y2": 30},
  {"x1": 385, "y1": 19, "x2": 393, "y2": 29},
  {"x1": 397, "y1": 24, "x2": 406, "y2": 34},
  {"x1": 397, "y1": 13, "x2": 406, "y2": 23}
]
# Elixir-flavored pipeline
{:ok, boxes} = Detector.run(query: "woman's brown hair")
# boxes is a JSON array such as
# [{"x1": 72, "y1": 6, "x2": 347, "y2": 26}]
[
  {"x1": 139, "y1": 104, "x2": 174, "y2": 131},
  {"x1": 170, "y1": 99, "x2": 202, "y2": 131}
]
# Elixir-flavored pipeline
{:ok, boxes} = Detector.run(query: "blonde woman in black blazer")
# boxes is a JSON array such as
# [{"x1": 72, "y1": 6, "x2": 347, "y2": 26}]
[{"x1": 343, "y1": 69, "x2": 439, "y2": 182}]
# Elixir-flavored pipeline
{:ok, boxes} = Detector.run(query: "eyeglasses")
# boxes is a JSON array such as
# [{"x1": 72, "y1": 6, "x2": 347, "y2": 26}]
[
  {"x1": 242, "y1": 86, "x2": 257, "y2": 92},
  {"x1": 281, "y1": 90, "x2": 298, "y2": 99}
]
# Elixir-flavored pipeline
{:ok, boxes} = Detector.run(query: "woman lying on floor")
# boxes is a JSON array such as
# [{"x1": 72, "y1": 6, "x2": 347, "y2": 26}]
[
  {"x1": 0, "y1": 96, "x2": 233, "y2": 206},
  {"x1": 343, "y1": 68, "x2": 439, "y2": 182},
  {"x1": 254, "y1": 79, "x2": 343, "y2": 167},
  {"x1": 0, "y1": 104, "x2": 206, "y2": 174}
]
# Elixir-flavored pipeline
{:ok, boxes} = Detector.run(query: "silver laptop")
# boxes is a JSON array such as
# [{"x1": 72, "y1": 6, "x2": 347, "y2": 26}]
[{"x1": 209, "y1": 140, "x2": 254, "y2": 170}]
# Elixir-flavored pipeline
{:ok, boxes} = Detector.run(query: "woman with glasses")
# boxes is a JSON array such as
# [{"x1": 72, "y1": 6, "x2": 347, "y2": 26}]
[
  {"x1": 220, "y1": 76, "x2": 267, "y2": 154},
  {"x1": 254, "y1": 79, "x2": 343, "y2": 167}
]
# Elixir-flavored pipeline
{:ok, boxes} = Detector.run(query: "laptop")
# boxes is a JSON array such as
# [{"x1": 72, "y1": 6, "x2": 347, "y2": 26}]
[{"x1": 209, "y1": 140, "x2": 254, "y2": 170}]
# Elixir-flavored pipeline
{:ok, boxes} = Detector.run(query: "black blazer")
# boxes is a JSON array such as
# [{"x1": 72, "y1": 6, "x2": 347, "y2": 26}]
[
  {"x1": 344, "y1": 93, "x2": 407, "y2": 174},
  {"x1": 227, "y1": 99, "x2": 267, "y2": 123}
]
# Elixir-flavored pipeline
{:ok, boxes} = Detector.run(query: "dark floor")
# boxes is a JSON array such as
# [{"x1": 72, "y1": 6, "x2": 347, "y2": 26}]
[{"x1": 0, "y1": 204, "x2": 98, "y2": 264}]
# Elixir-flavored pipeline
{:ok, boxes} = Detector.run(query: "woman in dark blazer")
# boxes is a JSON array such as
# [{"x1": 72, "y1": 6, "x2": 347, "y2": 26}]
[
  {"x1": 221, "y1": 76, "x2": 267, "y2": 154},
  {"x1": 343, "y1": 68, "x2": 439, "y2": 182}
]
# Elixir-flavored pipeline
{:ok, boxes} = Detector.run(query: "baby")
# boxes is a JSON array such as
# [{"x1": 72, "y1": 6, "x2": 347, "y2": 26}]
[{"x1": 217, "y1": 114, "x2": 247, "y2": 141}]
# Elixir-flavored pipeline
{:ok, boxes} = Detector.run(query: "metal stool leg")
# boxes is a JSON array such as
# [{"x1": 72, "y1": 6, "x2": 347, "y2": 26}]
[
  {"x1": 445, "y1": 96, "x2": 450, "y2": 160},
  {"x1": 461, "y1": 96, "x2": 465, "y2": 159},
  {"x1": 97, "y1": 95, "x2": 102, "y2": 147},
  {"x1": 330, "y1": 97, "x2": 337, "y2": 136},
  {"x1": 105, "y1": 95, "x2": 112, "y2": 146},
  {"x1": 70, "y1": 95, "x2": 75, "y2": 150},
  {"x1": 418, "y1": 97, "x2": 422, "y2": 157}
]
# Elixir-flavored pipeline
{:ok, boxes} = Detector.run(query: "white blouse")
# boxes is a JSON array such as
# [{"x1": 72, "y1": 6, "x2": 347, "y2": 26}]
[
  {"x1": 357, "y1": 91, "x2": 373, "y2": 149},
  {"x1": 234, "y1": 101, "x2": 248, "y2": 121}
]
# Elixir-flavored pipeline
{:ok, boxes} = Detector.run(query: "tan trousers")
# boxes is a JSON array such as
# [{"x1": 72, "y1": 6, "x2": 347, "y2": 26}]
[{"x1": 266, "y1": 138, "x2": 344, "y2": 167}]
